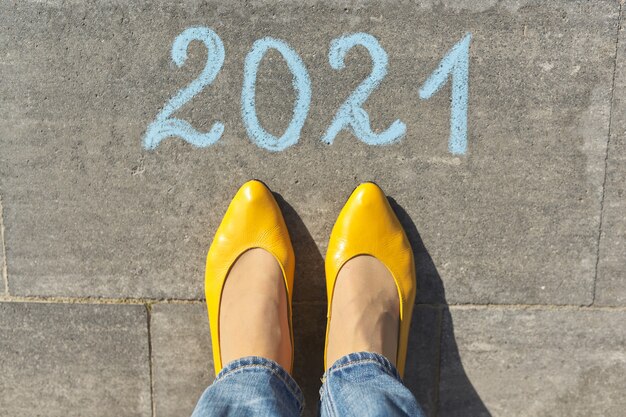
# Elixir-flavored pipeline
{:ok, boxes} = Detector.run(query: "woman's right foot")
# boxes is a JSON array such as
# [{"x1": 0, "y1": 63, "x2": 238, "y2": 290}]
[
  {"x1": 324, "y1": 183, "x2": 416, "y2": 376},
  {"x1": 325, "y1": 255, "x2": 400, "y2": 368}
]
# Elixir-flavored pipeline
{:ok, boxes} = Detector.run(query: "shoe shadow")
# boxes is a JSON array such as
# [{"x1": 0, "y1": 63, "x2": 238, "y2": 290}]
[
  {"x1": 272, "y1": 193, "x2": 327, "y2": 415},
  {"x1": 273, "y1": 192, "x2": 491, "y2": 417},
  {"x1": 389, "y1": 197, "x2": 492, "y2": 417}
]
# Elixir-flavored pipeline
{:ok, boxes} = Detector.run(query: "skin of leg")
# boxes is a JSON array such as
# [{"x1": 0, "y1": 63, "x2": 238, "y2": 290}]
[
  {"x1": 326, "y1": 255, "x2": 400, "y2": 369},
  {"x1": 219, "y1": 248, "x2": 292, "y2": 372}
]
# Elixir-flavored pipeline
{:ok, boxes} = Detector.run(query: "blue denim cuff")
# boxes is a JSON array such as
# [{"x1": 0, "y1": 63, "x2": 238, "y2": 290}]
[
  {"x1": 323, "y1": 351, "x2": 403, "y2": 382},
  {"x1": 215, "y1": 356, "x2": 305, "y2": 412}
]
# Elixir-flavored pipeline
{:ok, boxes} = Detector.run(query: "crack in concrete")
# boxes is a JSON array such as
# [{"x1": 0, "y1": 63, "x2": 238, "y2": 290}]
[
  {"x1": 592, "y1": 0, "x2": 624, "y2": 306},
  {"x1": 146, "y1": 303, "x2": 156, "y2": 417}
]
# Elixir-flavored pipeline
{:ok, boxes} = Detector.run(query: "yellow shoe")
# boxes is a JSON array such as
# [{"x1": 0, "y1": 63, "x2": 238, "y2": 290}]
[
  {"x1": 324, "y1": 182, "x2": 416, "y2": 378},
  {"x1": 205, "y1": 180, "x2": 295, "y2": 375}
]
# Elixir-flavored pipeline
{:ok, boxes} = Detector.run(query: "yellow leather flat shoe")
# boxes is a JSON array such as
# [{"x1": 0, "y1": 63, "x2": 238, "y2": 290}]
[
  {"x1": 205, "y1": 180, "x2": 295, "y2": 375},
  {"x1": 324, "y1": 182, "x2": 416, "y2": 378}
]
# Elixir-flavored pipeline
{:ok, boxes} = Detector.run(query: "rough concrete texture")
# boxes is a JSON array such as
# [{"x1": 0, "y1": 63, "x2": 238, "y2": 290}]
[
  {"x1": 150, "y1": 303, "x2": 213, "y2": 417},
  {"x1": 293, "y1": 304, "x2": 441, "y2": 416},
  {"x1": 438, "y1": 307, "x2": 626, "y2": 417},
  {"x1": 1, "y1": 0, "x2": 625, "y2": 415},
  {"x1": 0, "y1": 0, "x2": 620, "y2": 304},
  {"x1": 402, "y1": 305, "x2": 442, "y2": 417},
  {"x1": 0, "y1": 302, "x2": 151, "y2": 417},
  {"x1": 596, "y1": 10, "x2": 626, "y2": 306},
  {"x1": 146, "y1": 302, "x2": 441, "y2": 417}
]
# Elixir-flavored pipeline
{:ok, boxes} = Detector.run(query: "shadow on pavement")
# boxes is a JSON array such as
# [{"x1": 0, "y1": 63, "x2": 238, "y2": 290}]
[
  {"x1": 273, "y1": 192, "x2": 491, "y2": 417},
  {"x1": 273, "y1": 193, "x2": 327, "y2": 415},
  {"x1": 390, "y1": 197, "x2": 492, "y2": 417}
]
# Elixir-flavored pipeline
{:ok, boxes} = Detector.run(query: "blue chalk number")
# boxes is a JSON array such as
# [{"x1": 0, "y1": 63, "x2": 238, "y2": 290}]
[
  {"x1": 419, "y1": 33, "x2": 471, "y2": 155},
  {"x1": 322, "y1": 33, "x2": 406, "y2": 145},
  {"x1": 242, "y1": 38, "x2": 312, "y2": 152},
  {"x1": 143, "y1": 27, "x2": 472, "y2": 155},
  {"x1": 143, "y1": 27, "x2": 225, "y2": 150}
]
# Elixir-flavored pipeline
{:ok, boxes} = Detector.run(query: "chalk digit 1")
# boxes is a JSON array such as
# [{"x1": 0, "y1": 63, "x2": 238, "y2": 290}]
[
  {"x1": 143, "y1": 27, "x2": 225, "y2": 150},
  {"x1": 241, "y1": 38, "x2": 311, "y2": 152},
  {"x1": 419, "y1": 33, "x2": 472, "y2": 155},
  {"x1": 322, "y1": 33, "x2": 406, "y2": 146}
]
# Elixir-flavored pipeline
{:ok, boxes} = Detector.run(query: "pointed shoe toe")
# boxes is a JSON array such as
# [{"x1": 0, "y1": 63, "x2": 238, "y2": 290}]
[
  {"x1": 205, "y1": 180, "x2": 295, "y2": 375},
  {"x1": 325, "y1": 182, "x2": 416, "y2": 377}
]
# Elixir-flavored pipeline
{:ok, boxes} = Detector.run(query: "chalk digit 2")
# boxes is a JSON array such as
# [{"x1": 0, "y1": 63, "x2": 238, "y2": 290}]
[
  {"x1": 242, "y1": 38, "x2": 311, "y2": 152},
  {"x1": 322, "y1": 33, "x2": 406, "y2": 145},
  {"x1": 419, "y1": 33, "x2": 471, "y2": 155},
  {"x1": 143, "y1": 26, "x2": 225, "y2": 150}
]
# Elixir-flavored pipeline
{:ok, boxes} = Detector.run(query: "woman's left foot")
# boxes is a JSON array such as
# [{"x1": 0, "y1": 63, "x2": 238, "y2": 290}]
[{"x1": 205, "y1": 180, "x2": 296, "y2": 375}]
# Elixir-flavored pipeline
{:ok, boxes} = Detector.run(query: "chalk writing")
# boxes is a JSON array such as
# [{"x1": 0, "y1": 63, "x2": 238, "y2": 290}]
[
  {"x1": 143, "y1": 27, "x2": 225, "y2": 150},
  {"x1": 143, "y1": 27, "x2": 472, "y2": 155},
  {"x1": 322, "y1": 33, "x2": 406, "y2": 145},
  {"x1": 419, "y1": 33, "x2": 471, "y2": 155},
  {"x1": 242, "y1": 37, "x2": 311, "y2": 152}
]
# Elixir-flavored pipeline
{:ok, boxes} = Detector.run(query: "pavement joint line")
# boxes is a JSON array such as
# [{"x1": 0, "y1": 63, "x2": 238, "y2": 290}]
[
  {"x1": 445, "y1": 303, "x2": 626, "y2": 311},
  {"x1": 0, "y1": 194, "x2": 8, "y2": 296},
  {"x1": 146, "y1": 303, "x2": 156, "y2": 417},
  {"x1": 592, "y1": 0, "x2": 624, "y2": 306},
  {"x1": 0, "y1": 295, "x2": 204, "y2": 305},
  {"x1": 0, "y1": 295, "x2": 624, "y2": 310}
]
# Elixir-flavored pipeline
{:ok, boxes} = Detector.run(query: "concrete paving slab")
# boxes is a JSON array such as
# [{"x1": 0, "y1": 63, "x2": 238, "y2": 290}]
[
  {"x1": 290, "y1": 302, "x2": 327, "y2": 415},
  {"x1": 150, "y1": 303, "x2": 213, "y2": 417},
  {"x1": 149, "y1": 302, "x2": 328, "y2": 415},
  {"x1": 291, "y1": 303, "x2": 441, "y2": 416},
  {"x1": 596, "y1": 10, "x2": 626, "y2": 306},
  {"x1": 147, "y1": 302, "x2": 440, "y2": 416},
  {"x1": 438, "y1": 307, "x2": 626, "y2": 417},
  {"x1": 0, "y1": 1, "x2": 618, "y2": 304},
  {"x1": 403, "y1": 305, "x2": 442, "y2": 417},
  {"x1": 0, "y1": 302, "x2": 151, "y2": 417}
]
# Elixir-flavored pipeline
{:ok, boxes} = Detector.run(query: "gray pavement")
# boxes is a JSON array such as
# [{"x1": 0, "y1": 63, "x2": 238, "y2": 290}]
[
  {"x1": 0, "y1": 302, "x2": 151, "y2": 417},
  {"x1": 0, "y1": 0, "x2": 625, "y2": 415},
  {"x1": 597, "y1": 4, "x2": 626, "y2": 306}
]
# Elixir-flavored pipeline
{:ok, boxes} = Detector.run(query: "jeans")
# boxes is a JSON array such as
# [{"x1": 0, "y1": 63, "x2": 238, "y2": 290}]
[{"x1": 191, "y1": 351, "x2": 426, "y2": 417}]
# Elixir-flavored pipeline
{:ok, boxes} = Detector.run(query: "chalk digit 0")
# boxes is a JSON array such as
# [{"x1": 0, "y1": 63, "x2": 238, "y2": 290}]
[{"x1": 241, "y1": 37, "x2": 312, "y2": 152}]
